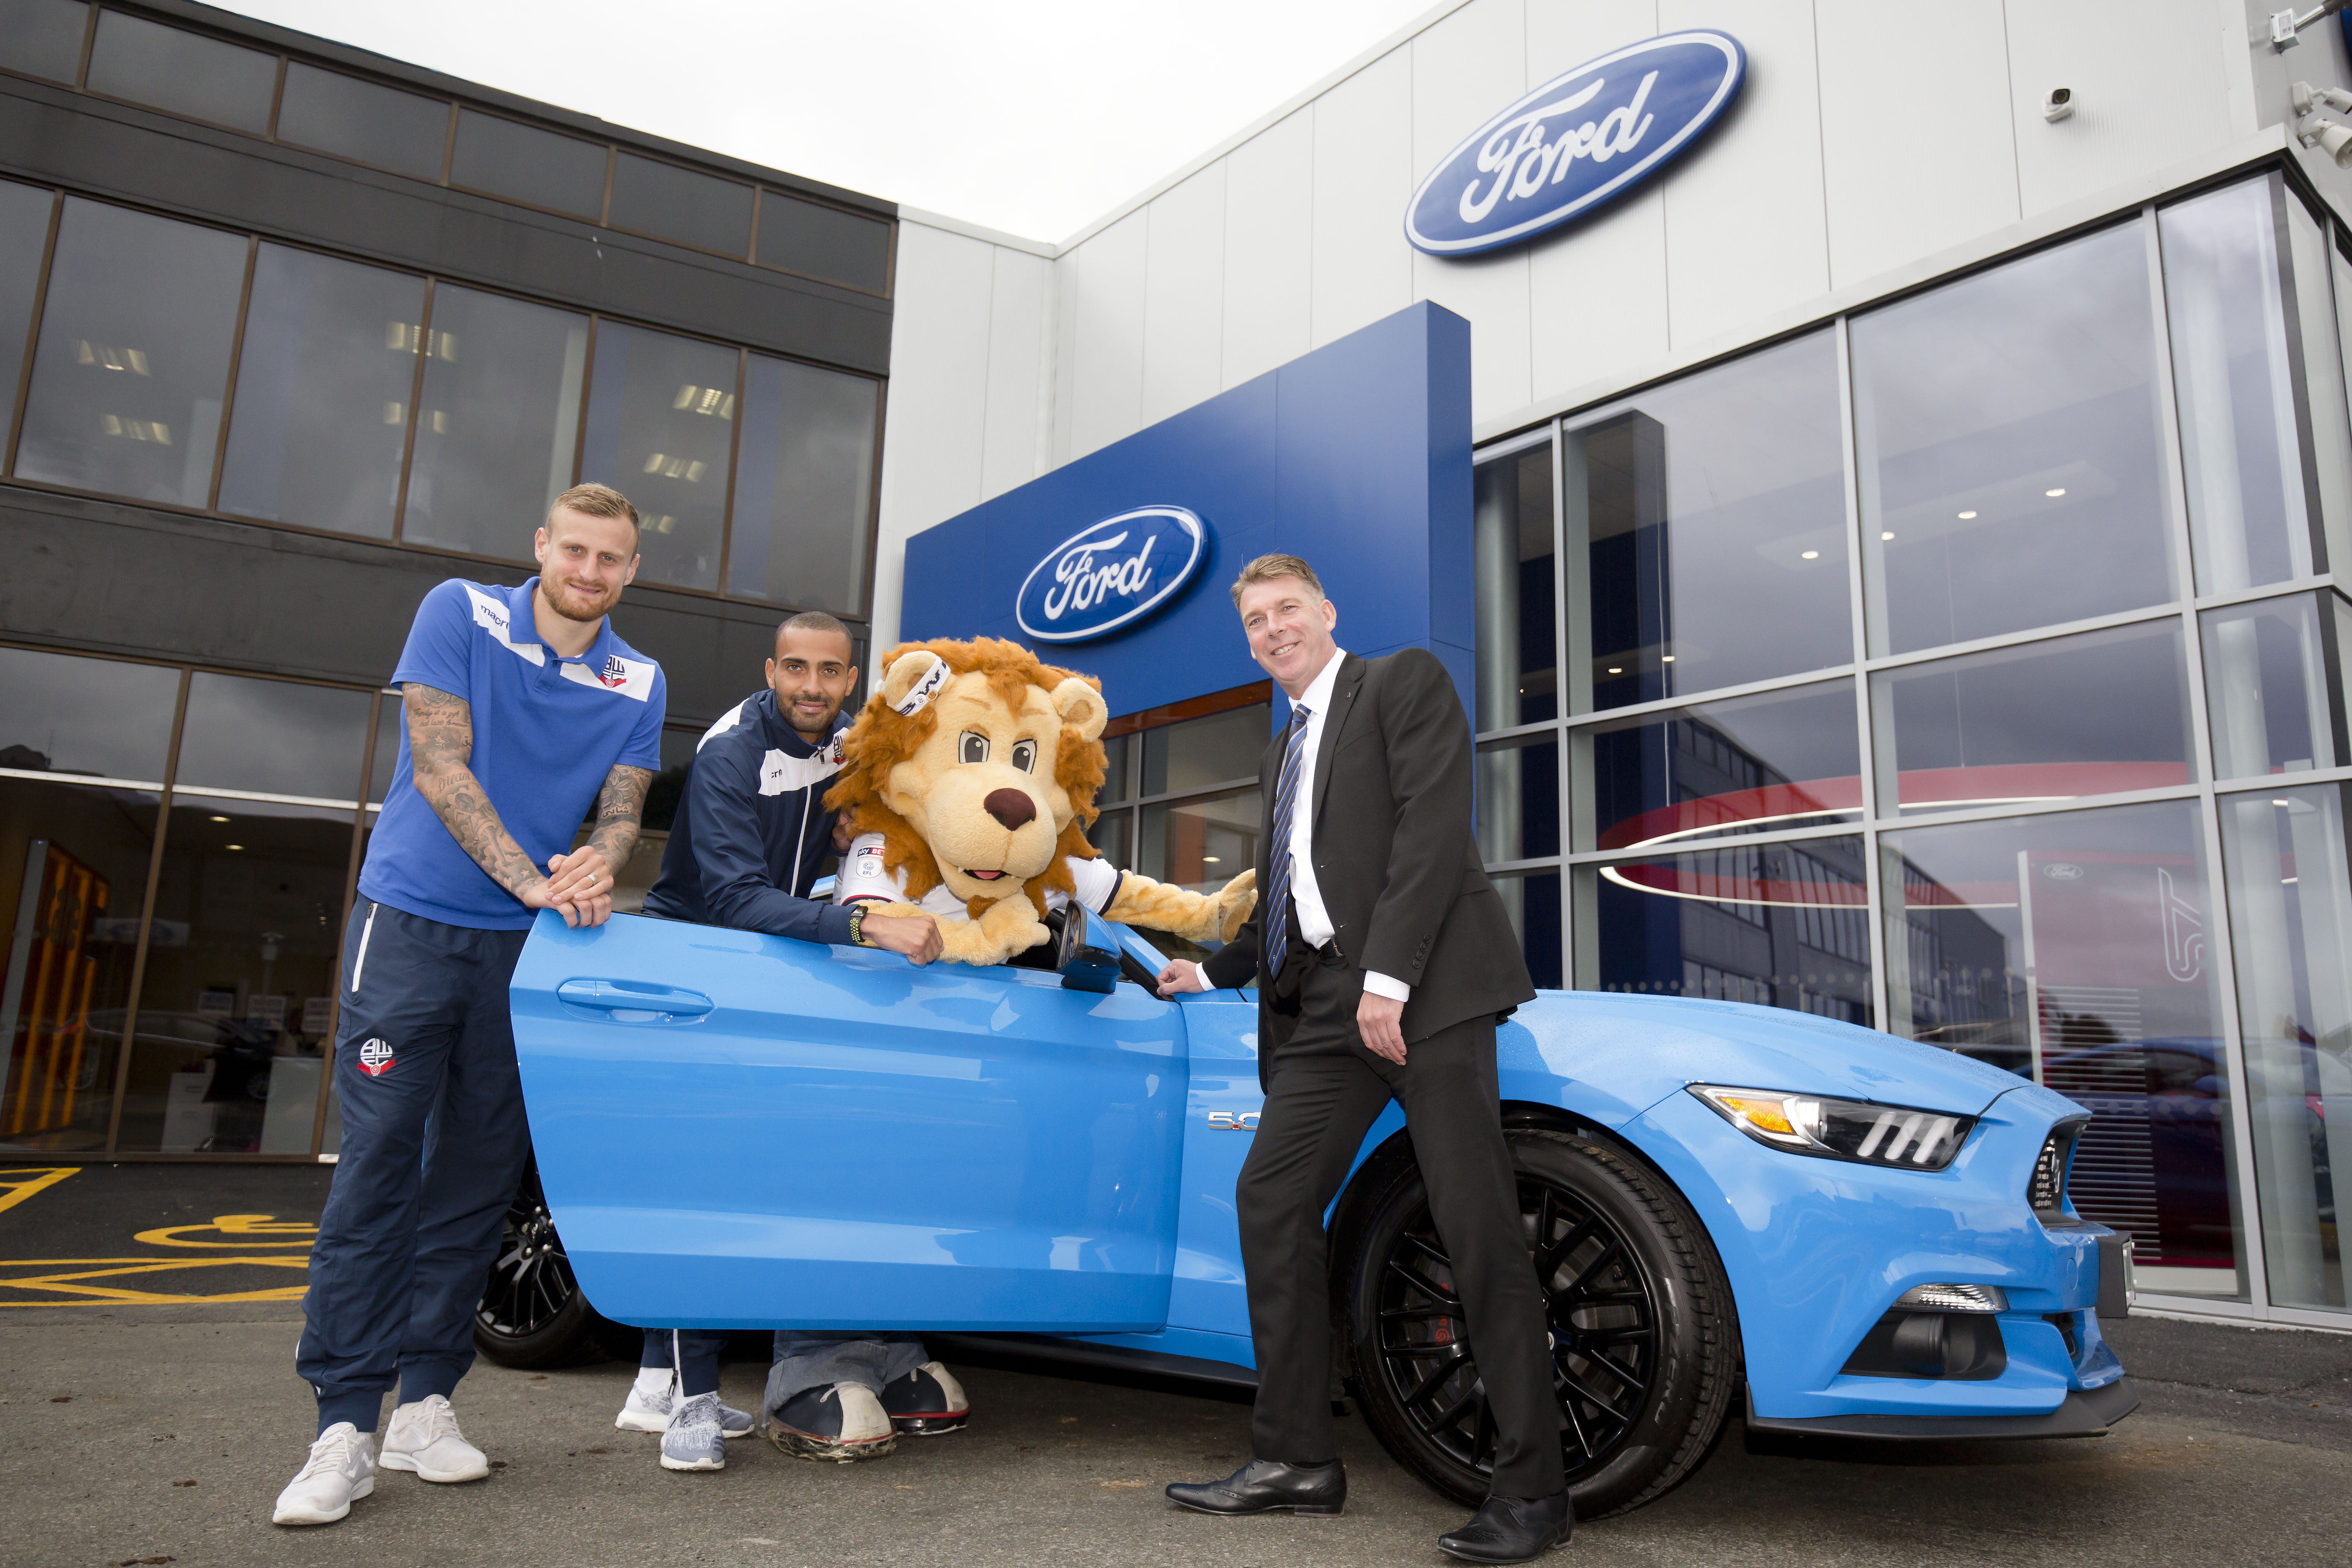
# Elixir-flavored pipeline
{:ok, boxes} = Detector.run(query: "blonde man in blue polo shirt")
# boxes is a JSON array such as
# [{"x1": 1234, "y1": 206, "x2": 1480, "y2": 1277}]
[{"x1": 274, "y1": 485, "x2": 666, "y2": 1527}]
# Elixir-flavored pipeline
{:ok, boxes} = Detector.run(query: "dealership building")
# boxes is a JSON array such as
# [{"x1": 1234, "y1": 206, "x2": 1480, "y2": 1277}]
[{"x1": 6, "y1": 1, "x2": 2352, "y2": 1334}]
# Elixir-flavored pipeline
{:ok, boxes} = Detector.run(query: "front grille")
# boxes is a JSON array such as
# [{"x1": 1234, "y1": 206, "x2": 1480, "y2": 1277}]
[{"x1": 2029, "y1": 1121, "x2": 2087, "y2": 1221}]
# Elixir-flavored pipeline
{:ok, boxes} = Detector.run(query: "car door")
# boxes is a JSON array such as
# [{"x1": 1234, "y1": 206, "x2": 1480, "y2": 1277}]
[{"x1": 509, "y1": 909, "x2": 1189, "y2": 1333}]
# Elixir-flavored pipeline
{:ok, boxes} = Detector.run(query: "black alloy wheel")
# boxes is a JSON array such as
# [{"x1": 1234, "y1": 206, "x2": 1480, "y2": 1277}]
[
  {"x1": 473, "y1": 1157, "x2": 634, "y2": 1368},
  {"x1": 1343, "y1": 1127, "x2": 1739, "y2": 1517}
]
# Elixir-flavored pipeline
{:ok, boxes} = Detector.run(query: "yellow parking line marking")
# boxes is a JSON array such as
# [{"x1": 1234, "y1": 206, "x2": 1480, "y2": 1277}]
[
  {"x1": 0, "y1": 1255, "x2": 309, "y2": 1306},
  {"x1": 134, "y1": 1214, "x2": 316, "y2": 1249},
  {"x1": 0, "y1": 1167, "x2": 78, "y2": 1215}
]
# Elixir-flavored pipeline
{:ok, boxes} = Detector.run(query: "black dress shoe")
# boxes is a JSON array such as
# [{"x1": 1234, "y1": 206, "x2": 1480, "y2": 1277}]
[
  {"x1": 1437, "y1": 1491, "x2": 1573, "y2": 1563},
  {"x1": 1165, "y1": 1458, "x2": 1346, "y2": 1516}
]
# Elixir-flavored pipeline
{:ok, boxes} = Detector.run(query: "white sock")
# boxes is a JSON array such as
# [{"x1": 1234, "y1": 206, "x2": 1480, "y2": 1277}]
[{"x1": 632, "y1": 1365, "x2": 673, "y2": 1401}]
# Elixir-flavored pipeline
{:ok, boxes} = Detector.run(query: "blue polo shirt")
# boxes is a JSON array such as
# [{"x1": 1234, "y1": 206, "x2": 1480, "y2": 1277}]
[{"x1": 358, "y1": 577, "x2": 667, "y2": 929}]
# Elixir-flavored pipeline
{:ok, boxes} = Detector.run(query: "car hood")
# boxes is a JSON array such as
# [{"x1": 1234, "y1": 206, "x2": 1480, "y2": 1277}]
[{"x1": 1503, "y1": 990, "x2": 2069, "y2": 1123}]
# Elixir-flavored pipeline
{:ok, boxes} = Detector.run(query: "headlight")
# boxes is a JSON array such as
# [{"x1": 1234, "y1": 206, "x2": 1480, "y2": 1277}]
[{"x1": 1688, "y1": 1084, "x2": 1976, "y2": 1171}]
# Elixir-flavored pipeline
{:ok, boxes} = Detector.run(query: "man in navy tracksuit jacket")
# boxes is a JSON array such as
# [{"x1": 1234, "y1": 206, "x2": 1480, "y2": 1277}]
[{"x1": 620, "y1": 611, "x2": 961, "y2": 1473}]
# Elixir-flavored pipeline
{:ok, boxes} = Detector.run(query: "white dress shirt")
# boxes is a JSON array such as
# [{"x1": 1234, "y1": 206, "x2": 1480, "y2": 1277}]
[{"x1": 1199, "y1": 646, "x2": 1410, "y2": 1001}]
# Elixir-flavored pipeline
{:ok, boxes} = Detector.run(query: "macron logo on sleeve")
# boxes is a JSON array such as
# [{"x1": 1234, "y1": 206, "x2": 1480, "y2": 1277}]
[{"x1": 464, "y1": 585, "x2": 545, "y2": 667}]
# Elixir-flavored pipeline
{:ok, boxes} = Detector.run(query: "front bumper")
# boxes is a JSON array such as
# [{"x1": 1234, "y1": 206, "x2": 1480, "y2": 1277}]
[{"x1": 1745, "y1": 1376, "x2": 2141, "y2": 1440}]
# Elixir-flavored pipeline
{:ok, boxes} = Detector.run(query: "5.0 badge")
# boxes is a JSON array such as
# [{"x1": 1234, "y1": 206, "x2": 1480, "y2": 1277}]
[{"x1": 1205, "y1": 1111, "x2": 1259, "y2": 1132}]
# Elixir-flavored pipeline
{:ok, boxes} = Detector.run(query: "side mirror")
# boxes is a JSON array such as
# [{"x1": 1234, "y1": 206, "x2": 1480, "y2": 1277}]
[{"x1": 1057, "y1": 905, "x2": 1120, "y2": 994}]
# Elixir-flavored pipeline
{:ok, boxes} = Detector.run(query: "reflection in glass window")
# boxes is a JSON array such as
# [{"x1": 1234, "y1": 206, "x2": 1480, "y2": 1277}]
[
  {"x1": 117, "y1": 802, "x2": 355, "y2": 1154},
  {"x1": 0, "y1": 180, "x2": 52, "y2": 403},
  {"x1": 276, "y1": 63, "x2": 449, "y2": 182},
  {"x1": 1492, "y1": 869, "x2": 1561, "y2": 989},
  {"x1": 2159, "y1": 179, "x2": 2333, "y2": 594},
  {"x1": 1574, "y1": 836, "x2": 1870, "y2": 1025},
  {"x1": 1142, "y1": 704, "x2": 1267, "y2": 797},
  {"x1": 15, "y1": 199, "x2": 248, "y2": 508},
  {"x1": 2202, "y1": 592, "x2": 2352, "y2": 780},
  {"x1": 449, "y1": 109, "x2": 606, "y2": 217},
  {"x1": 1881, "y1": 800, "x2": 2238, "y2": 1295},
  {"x1": 401, "y1": 284, "x2": 589, "y2": 560},
  {"x1": 1086, "y1": 807, "x2": 1132, "y2": 869},
  {"x1": 0, "y1": 0, "x2": 89, "y2": 83},
  {"x1": 1138, "y1": 785, "x2": 1257, "y2": 966},
  {"x1": 1475, "y1": 734, "x2": 1557, "y2": 865},
  {"x1": 1098, "y1": 732, "x2": 1134, "y2": 804},
  {"x1": 1572, "y1": 679, "x2": 1860, "y2": 854},
  {"x1": 727, "y1": 356, "x2": 879, "y2": 613},
  {"x1": 0, "y1": 776, "x2": 161, "y2": 1150},
  {"x1": 2288, "y1": 195, "x2": 2352, "y2": 578},
  {"x1": 218, "y1": 245, "x2": 426, "y2": 539},
  {"x1": 174, "y1": 673, "x2": 372, "y2": 802},
  {"x1": 757, "y1": 192, "x2": 893, "y2": 294},
  {"x1": 578, "y1": 323, "x2": 736, "y2": 590},
  {"x1": 84, "y1": 10, "x2": 275, "y2": 134},
  {"x1": 610, "y1": 153, "x2": 753, "y2": 256},
  {"x1": 638, "y1": 725, "x2": 700, "y2": 835},
  {"x1": 1474, "y1": 444, "x2": 1555, "y2": 728},
  {"x1": 1873, "y1": 619, "x2": 2193, "y2": 814},
  {"x1": 1854, "y1": 222, "x2": 2173, "y2": 655},
  {"x1": 2217, "y1": 782, "x2": 2352, "y2": 1309},
  {"x1": 1570, "y1": 330, "x2": 1849, "y2": 709},
  {"x1": 367, "y1": 691, "x2": 402, "y2": 805},
  {"x1": 0, "y1": 646, "x2": 180, "y2": 782}
]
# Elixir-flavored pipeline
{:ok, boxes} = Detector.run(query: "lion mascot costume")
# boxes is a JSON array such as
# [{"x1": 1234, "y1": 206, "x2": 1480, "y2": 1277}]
[{"x1": 822, "y1": 637, "x2": 1256, "y2": 968}]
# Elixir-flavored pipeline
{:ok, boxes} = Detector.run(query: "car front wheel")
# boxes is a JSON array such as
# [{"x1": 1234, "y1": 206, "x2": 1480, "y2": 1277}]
[{"x1": 1341, "y1": 1127, "x2": 1738, "y2": 1517}]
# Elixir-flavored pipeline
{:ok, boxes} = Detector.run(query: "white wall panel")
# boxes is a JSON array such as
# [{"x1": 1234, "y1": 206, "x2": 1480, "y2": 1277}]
[
  {"x1": 980, "y1": 246, "x2": 1053, "y2": 501},
  {"x1": 1222, "y1": 110, "x2": 1316, "y2": 388},
  {"x1": 1655, "y1": 0, "x2": 1829, "y2": 351},
  {"x1": 2004, "y1": 0, "x2": 2234, "y2": 217},
  {"x1": 1410, "y1": 0, "x2": 1531, "y2": 421},
  {"x1": 1067, "y1": 209, "x2": 1150, "y2": 459},
  {"x1": 1310, "y1": 47, "x2": 1415, "y2": 348},
  {"x1": 1816, "y1": 0, "x2": 2019, "y2": 289},
  {"x1": 1142, "y1": 166, "x2": 1227, "y2": 423},
  {"x1": 1050, "y1": 247, "x2": 1079, "y2": 467}
]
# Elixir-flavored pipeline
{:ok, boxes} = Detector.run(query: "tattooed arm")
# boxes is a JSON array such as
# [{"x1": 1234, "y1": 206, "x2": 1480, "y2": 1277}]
[
  {"x1": 542, "y1": 764, "x2": 652, "y2": 915},
  {"x1": 402, "y1": 682, "x2": 590, "y2": 926}
]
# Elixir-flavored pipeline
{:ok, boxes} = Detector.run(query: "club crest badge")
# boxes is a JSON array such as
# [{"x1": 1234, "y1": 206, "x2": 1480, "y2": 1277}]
[
  {"x1": 357, "y1": 1037, "x2": 395, "y2": 1077},
  {"x1": 598, "y1": 654, "x2": 630, "y2": 688}
]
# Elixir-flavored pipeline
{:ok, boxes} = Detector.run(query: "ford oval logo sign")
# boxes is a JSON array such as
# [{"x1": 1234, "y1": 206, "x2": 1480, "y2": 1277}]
[
  {"x1": 1016, "y1": 505, "x2": 1207, "y2": 643},
  {"x1": 1406, "y1": 31, "x2": 1744, "y2": 258}
]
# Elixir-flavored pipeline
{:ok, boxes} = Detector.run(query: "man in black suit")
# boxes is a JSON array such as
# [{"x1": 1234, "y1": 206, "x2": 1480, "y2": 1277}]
[{"x1": 1158, "y1": 555, "x2": 1569, "y2": 1563}]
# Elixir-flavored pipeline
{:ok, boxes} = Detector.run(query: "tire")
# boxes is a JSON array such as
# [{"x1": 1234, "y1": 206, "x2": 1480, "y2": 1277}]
[
  {"x1": 1341, "y1": 1127, "x2": 1739, "y2": 1519},
  {"x1": 472, "y1": 1157, "x2": 634, "y2": 1369}
]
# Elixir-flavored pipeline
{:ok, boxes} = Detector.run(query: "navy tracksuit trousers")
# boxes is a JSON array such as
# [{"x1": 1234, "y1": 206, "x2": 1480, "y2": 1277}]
[{"x1": 297, "y1": 900, "x2": 531, "y2": 1434}]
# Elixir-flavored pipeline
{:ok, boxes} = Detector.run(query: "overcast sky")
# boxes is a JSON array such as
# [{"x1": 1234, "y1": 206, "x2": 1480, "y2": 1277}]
[{"x1": 219, "y1": 0, "x2": 1441, "y2": 242}]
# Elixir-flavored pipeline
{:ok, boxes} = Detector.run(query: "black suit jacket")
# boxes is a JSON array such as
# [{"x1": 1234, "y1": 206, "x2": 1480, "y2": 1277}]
[{"x1": 1202, "y1": 648, "x2": 1535, "y2": 1074}]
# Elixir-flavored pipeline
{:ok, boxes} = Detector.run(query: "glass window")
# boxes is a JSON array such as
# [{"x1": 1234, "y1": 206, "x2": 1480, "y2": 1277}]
[
  {"x1": 757, "y1": 192, "x2": 892, "y2": 294},
  {"x1": 400, "y1": 284, "x2": 589, "y2": 560},
  {"x1": 1881, "y1": 800, "x2": 2239, "y2": 1296},
  {"x1": 367, "y1": 690, "x2": 403, "y2": 805},
  {"x1": 1138, "y1": 784, "x2": 1258, "y2": 963},
  {"x1": 217, "y1": 244, "x2": 426, "y2": 539},
  {"x1": 1473, "y1": 444, "x2": 1555, "y2": 728},
  {"x1": 2159, "y1": 178, "x2": 2330, "y2": 593},
  {"x1": 275, "y1": 62, "x2": 447, "y2": 182},
  {"x1": 0, "y1": 645, "x2": 179, "y2": 782},
  {"x1": 1098, "y1": 732, "x2": 1133, "y2": 804},
  {"x1": 1854, "y1": 222, "x2": 2174, "y2": 655},
  {"x1": 727, "y1": 355, "x2": 879, "y2": 612},
  {"x1": 638, "y1": 725, "x2": 700, "y2": 835},
  {"x1": 2217, "y1": 782, "x2": 2352, "y2": 1310},
  {"x1": 0, "y1": 0, "x2": 89, "y2": 83},
  {"x1": 2202, "y1": 591, "x2": 2352, "y2": 780},
  {"x1": 114, "y1": 801, "x2": 355, "y2": 1154},
  {"x1": 1872, "y1": 619, "x2": 2194, "y2": 815},
  {"x1": 1571, "y1": 679, "x2": 1860, "y2": 854},
  {"x1": 1570, "y1": 330, "x2": 1849, "y2": 709},
  {"x1": 1142, "y1": 704, "x2": 1268, "y2": 796},
  {"x1": 578, "y1": 322, "x2": 736, "y2": 590},
  {"x1": 0, "y1": 777, "x2": 161, "y2": 1150},
  {"x1": 1573, "y1": 836, "x2": 1871, "y2": 1025},
  {"x1": 84, "y1": 11, "x2": 274, "y2": 134},
  {"x1": 1086, "y1": 806, "x2": 1132, "y2": 868},
  {"x1": 0, "y1": 180, "x2": 57, "y2": 439},
  {"x1": 610, "y1": 153, "x2": 753, "y2": 256},
  {"x1": 1491, "y1": 868, "x2": 1562, "y2": 990},
  {"x1": 173, "y1": 673, "x2": 372, "y2": 803},
  {"x1": 2329, "y1": 232, "x2": 2352, "y2": 579},
  {"x1": 448, "y1": 109, "x2": 606, "y2": 217},
  {"x1": 14, "y1": 198, "x2": 247, "y2": 508},
  {"x1": 1475, "y1": 733, "x2": 1558, "y2": 865},
  {"x1": 2287, "y1": 194, "x2": 2352, "y2": 577}
]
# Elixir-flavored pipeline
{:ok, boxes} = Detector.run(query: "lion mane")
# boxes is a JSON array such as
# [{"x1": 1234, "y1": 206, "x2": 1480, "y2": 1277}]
[{"x1": 822, "y1": 637, "x2": 1109, "y2": 919}]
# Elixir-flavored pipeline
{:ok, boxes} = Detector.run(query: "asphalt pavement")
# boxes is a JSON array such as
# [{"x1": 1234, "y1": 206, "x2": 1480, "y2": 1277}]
[{"x1": 5, "y1": 1161, "x2": 2351, "y2": 1568}]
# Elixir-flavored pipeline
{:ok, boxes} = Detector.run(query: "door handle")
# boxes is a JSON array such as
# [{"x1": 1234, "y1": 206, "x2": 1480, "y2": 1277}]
[{"x1": 555, "y1": 978, "x2": 715, "y2": 1022}]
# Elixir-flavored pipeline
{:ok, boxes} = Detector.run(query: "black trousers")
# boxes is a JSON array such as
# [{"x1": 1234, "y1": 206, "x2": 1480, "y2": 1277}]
[{"x1": 1237, "y1": 952, "x2": 1563, "y2": 1500}]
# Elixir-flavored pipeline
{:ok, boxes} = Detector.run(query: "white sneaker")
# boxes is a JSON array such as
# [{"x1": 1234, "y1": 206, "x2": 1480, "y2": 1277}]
[
  {"x1": 617, "y1": 1374, "x2": 756, "y2": 1438},
  {"x1": 272, "y1": 1423, "x2": 375, "y2": 1526},
  {"x1": 379, "y1": 1394, "x2": 490, "y2": 1483}
]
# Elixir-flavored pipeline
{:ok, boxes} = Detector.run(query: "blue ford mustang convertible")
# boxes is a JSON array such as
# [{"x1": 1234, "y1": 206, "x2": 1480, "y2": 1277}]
[{"x1": 485, "y1": 902, "x2": 2137, "y2": 1516}]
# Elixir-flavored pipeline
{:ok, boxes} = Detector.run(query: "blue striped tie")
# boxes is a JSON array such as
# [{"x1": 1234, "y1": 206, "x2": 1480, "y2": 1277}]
[{"x1": 1262, "y1": 704, "x2": 1312, "y2": 980}]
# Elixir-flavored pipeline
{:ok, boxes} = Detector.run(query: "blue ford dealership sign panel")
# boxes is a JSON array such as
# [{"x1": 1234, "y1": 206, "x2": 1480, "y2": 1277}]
[
  {"x1": 1406, "y1": 30, "x2": 1745, "y2": 257},
  {"x1": 1015, "y1": 505, "x2": 1206, "y2": 643}
]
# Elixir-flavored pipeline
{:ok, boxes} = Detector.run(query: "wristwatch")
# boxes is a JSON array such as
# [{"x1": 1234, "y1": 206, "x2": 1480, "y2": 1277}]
[{"x1": 848, "y1": 904, "x2": 873, "y2": 947}]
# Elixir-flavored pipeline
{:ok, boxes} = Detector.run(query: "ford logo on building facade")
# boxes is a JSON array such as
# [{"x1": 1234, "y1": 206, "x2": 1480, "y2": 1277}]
[
  {"x1": 1015, "y1": 505, "x2": 1207, "y2": 643},
  {"x1": 1405, "y1": 30, "x2": 1744, "y2": 258}
]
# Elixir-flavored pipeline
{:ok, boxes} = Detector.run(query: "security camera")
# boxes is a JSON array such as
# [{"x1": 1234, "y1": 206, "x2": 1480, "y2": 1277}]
[
  {"x1": 2293, "y1": 80, "x2": 2352, "y2": 114},
  {"x1": 2043, "y1": 88, "x2": 2073, "y2": 123},
  {"x1": 2316, "y1": 121, "x2": 2352, "y2": 169}
]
